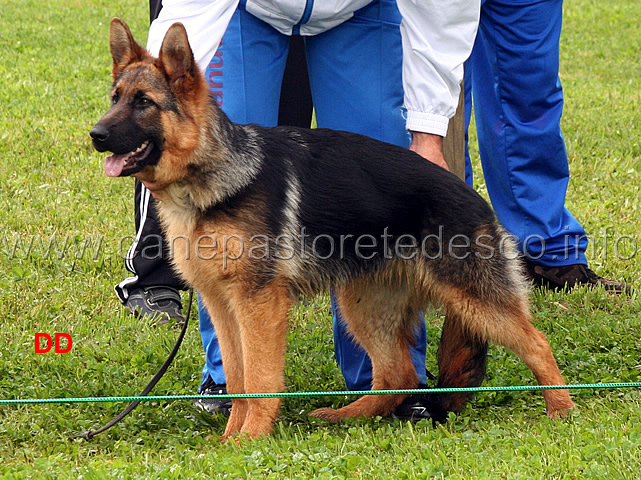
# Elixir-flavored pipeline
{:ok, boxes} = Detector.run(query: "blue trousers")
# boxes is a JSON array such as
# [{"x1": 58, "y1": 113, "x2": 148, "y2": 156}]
[
  {"x1": 463, "y1": 0, "x2": 588, "y2": 266},
  {"x1": 198, "y1": 2, "x2": 427, "y2": 392}
]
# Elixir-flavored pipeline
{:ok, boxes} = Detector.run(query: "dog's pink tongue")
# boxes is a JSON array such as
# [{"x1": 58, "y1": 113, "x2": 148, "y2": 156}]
[{"x1": 104, "y1": 154, "x2": 127, "y2": 177}]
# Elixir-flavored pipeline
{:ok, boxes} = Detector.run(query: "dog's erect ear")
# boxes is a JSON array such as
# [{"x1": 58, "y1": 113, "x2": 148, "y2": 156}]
[
  {"x1": 156, "y1": 22, "x2": 198, "y2": 91},
  {"x1": 110, "y1": 17, "x2": 146, "y2": 78}
]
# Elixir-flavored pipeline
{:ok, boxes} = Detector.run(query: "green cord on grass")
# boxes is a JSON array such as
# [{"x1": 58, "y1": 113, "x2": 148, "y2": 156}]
[{"x1": 1, "y1": 382, "x2": 640, "y2": 405}]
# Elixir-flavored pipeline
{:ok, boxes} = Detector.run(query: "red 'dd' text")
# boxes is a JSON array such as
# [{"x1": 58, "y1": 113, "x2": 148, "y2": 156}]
[{"x1": 35, "y1": 333, "x2": 73, "y2": 353}]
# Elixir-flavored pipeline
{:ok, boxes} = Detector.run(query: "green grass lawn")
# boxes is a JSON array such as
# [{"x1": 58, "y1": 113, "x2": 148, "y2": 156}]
[{"x1": 1, "y1": 0, "x2": 640, "y2": 478}]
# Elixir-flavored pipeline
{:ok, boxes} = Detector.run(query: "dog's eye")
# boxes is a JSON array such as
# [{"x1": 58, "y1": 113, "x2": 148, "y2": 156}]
[
  {"x1": 138, "y1": 97, "x2": 154, "y2": 107},
  {"x1": 111, "y1": 93, "x2": 119, "y2": 105}
]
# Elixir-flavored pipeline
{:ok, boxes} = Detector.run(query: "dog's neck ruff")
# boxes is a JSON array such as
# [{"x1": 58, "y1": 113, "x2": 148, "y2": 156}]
[
  {"x1": 190, "y1": 122, "x2": 262, "y2": 209},
  {"x1": 158, "y1": 117, "x2": 263, "y2": 233}
]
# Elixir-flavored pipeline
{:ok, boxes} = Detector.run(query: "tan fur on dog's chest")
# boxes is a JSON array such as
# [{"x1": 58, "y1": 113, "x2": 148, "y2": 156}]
[{"x1": 163, "y1": 216, "x2": 252, "y2": 291}]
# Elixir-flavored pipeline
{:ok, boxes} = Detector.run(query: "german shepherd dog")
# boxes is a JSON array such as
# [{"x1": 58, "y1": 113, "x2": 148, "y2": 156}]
[{"x1": 91, "y1": 18, "x2": 575, "y2": 439}]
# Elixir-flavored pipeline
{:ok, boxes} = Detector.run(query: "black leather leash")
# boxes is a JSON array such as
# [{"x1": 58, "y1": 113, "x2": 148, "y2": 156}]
[{"x1": 74, "y1": 289, "x2": 193, "y2": 440}]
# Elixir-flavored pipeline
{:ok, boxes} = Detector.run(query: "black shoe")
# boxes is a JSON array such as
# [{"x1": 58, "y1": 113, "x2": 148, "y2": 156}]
[
  {"x1": 193, "y1": 377, "x2": 232, "y2": 417},
  {"x1": 390, "y1": 385, "x2": 433, "y2": 423},
  {"x1": 125, "y1": 286, "x2": 186, "y2": 325},
  {"x1": 525, "y1": 261, "x2": 632, "y2": 295}
]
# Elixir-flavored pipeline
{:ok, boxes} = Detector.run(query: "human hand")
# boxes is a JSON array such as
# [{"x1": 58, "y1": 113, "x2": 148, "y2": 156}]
[{"x1": 409, "y1": 131, "x2": 449, "y2": 171}]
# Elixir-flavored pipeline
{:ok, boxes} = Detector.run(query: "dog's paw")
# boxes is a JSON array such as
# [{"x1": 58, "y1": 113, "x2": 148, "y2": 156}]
[
  {"x1": 218, "y1": 433, "x2": 238, "y2": 444},
  {"x1": 546, "y1": 400, "x2": 576, "y2": 419},
  {"x1": 544, "y1": 390, "x2": 576, "y2": 419},
  {"x1": 309, "y1": 407, "x2": 344, "y2": 423},
  {"x1": 219, "y1": 432, "x2": 265, "y2": 444}
]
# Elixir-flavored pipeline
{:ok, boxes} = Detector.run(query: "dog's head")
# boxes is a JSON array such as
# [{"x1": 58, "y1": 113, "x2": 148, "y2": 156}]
[{"x1": 90, "y1": 18, "x2": 209, "y2": 192}]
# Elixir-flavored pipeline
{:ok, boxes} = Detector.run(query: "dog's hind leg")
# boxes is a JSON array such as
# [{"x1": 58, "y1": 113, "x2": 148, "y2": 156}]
[
  {"x1": 486, "y1": 299, "x2": 575, "y2": 419},
  {"x1": 436, "y1": 285, "x2": 575, "y2": 419},
  {"x1": 310, "y1": 279, "x2": 420, "y2": 422}
]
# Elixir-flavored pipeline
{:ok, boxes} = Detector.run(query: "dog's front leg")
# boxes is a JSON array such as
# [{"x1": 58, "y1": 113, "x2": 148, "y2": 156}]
[
  {"x1": 196, "y1": 290, "x2": 249, "y2": 439},
  {"x1": 227, "y1": 282, "x2": 292, "y2": 438}
]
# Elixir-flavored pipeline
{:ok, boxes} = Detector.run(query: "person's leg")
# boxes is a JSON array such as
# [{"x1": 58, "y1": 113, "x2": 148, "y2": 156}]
[
  {"x1": 149, "y1": 0, "x2": 162, "y2": 24},
  {"x1": 306, "y1": 0, "x2": 410, "y2": 147},
  {"x1": 116, "y1": 184, "x2": 186, "y2": 325},
  {"x1": 306, "y1": 0, "x2": 426, "y2": 394},
  {"x1": 468, "y1": 0, "x2": 629, "y2": 293},
  {"x1": 469, "y1": 0, "x2": 586, "y2": 266},
  {"x1": 278, "y1": 36, "x2": 313, "y2": 128},
  {"x1": 463, "y1": 64, "x2": 475, "y2": 188},
  {"x1": 119, "y1": 182, "x2": 186, "y2": 292},
  {"x1": 205, "y1": 8, "x2": 289, "y2": 126},
  {"x1": 197, "y1": 295, "x2": 226, "y2": 386}
]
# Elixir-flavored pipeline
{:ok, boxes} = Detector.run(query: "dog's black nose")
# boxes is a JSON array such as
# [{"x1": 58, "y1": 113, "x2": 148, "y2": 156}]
[{"x1": 90, "y1": 124, "x2": 109, "y2": 143}]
